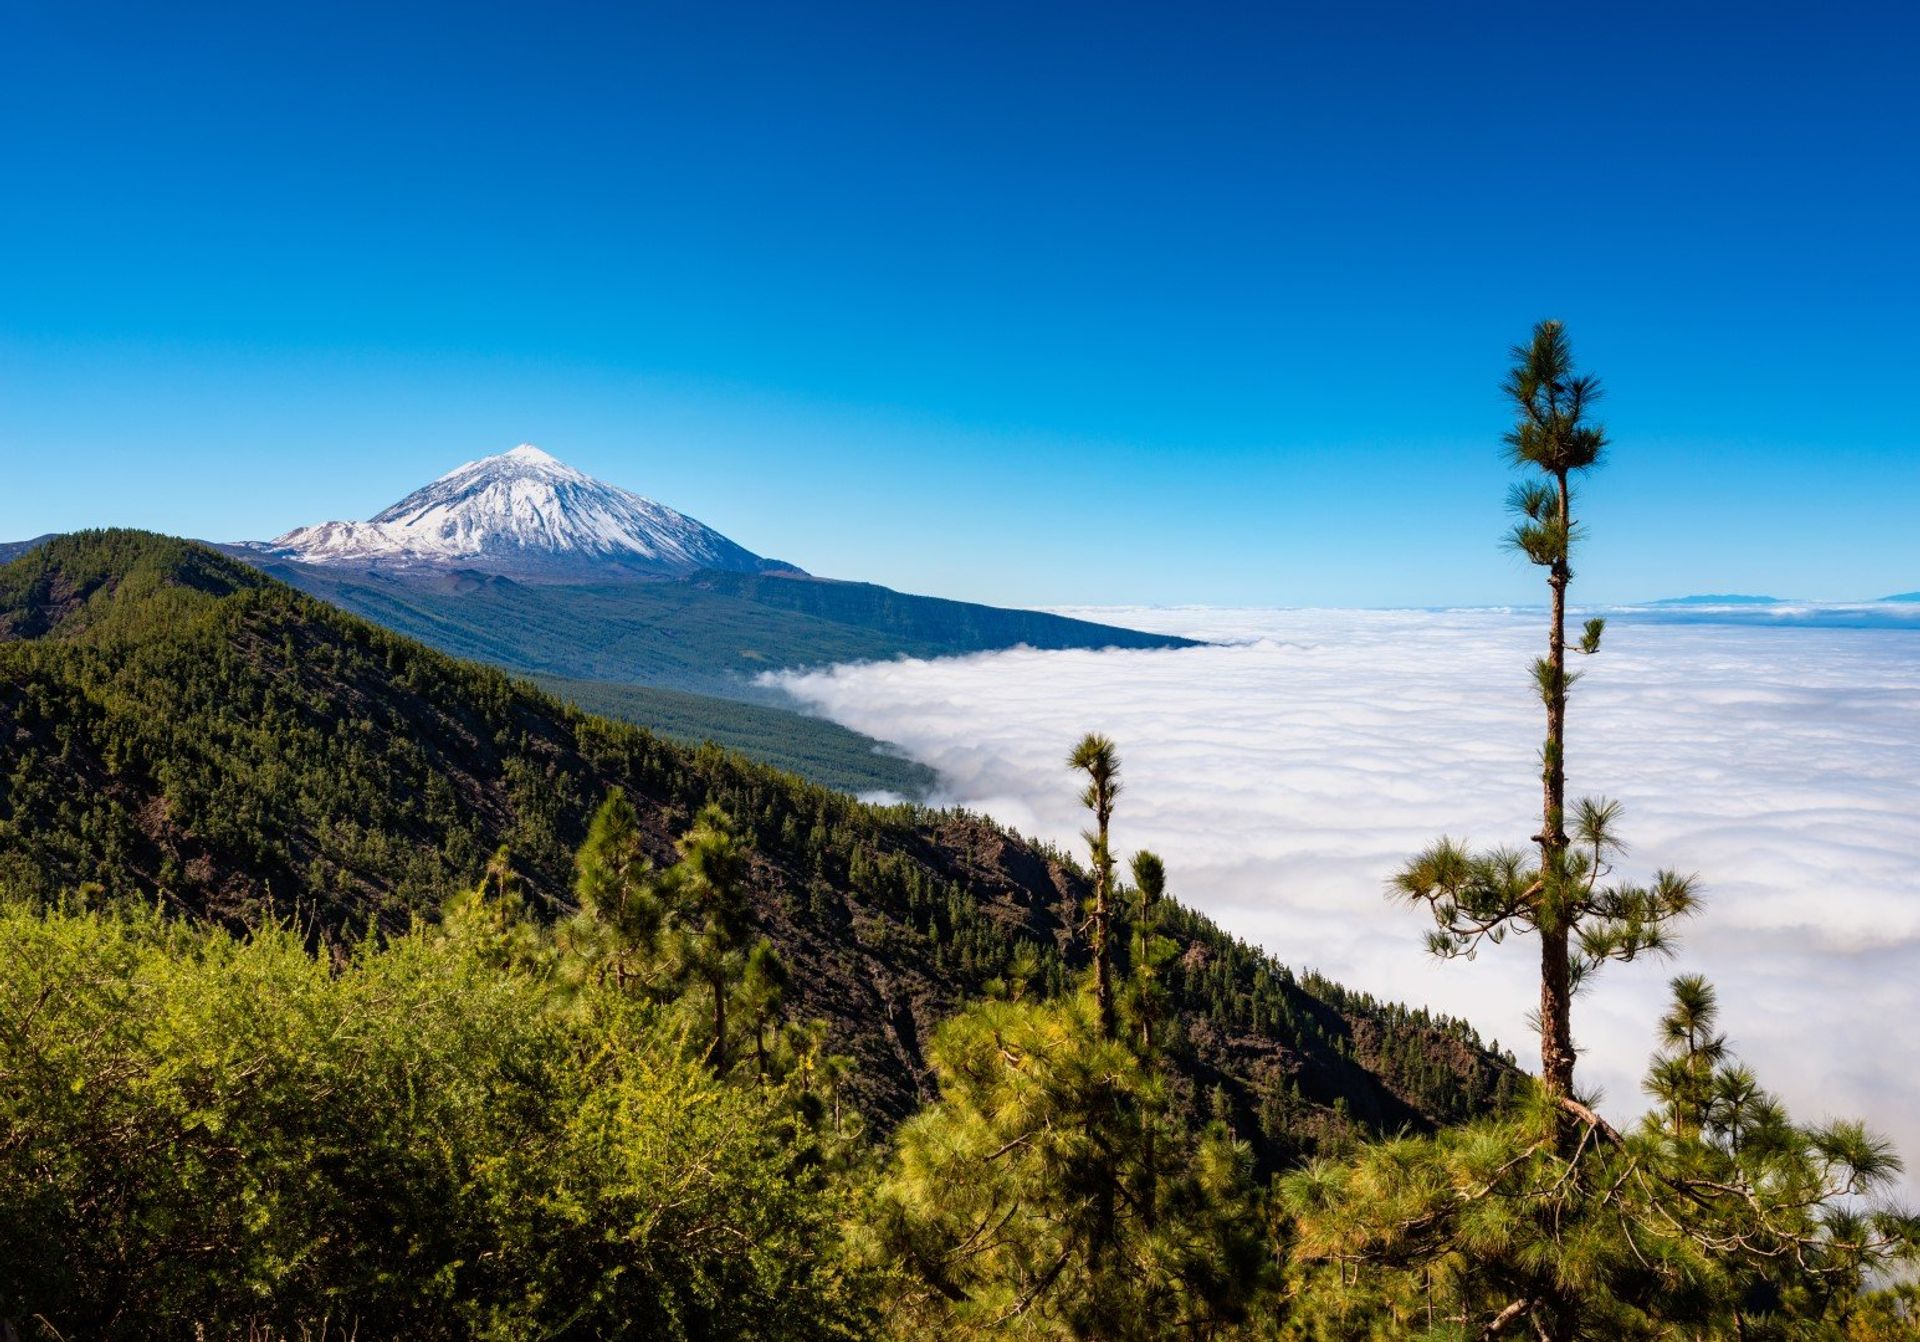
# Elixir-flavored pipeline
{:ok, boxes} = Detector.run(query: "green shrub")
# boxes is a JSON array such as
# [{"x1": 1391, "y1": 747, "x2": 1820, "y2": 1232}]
[{"x1": 0, "y1": 898, "x2": 865, "y2": 1339}]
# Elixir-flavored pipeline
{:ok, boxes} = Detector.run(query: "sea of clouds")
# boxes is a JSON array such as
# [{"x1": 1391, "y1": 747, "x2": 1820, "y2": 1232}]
[{"x1": 772, "y1": 607, "x2": 1920, "y2": 1192}]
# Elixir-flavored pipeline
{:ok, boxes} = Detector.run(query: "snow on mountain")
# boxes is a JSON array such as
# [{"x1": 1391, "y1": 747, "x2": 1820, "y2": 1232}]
[{"x1": 253, "y1": 445, "x2": 799, "y2": 579}]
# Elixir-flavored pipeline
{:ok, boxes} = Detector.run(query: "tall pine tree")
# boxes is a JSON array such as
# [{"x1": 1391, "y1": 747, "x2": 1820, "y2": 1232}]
[
  {"x1": 1392, "y1": 320, "x2": 1695, "y2": 1113},
  {"x1": 1068, "y1": 733, "x2": 1122, "y2": 1041},
  {"x1": 1280, "y1": 321, "x2": 1917, "y2": 1341},
  {"x1": 867, "y1": 741, "x2": 1272, "y2": 1339},
  {"x1": 664, "y1": 803, "x2": 756, "y2": 1075}
]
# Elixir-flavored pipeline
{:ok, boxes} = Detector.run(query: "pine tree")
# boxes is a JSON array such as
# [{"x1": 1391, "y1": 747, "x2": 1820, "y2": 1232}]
[
  {"x1": 1283, "y1": 981, "x2": 1920, "y2": 1338},
  {"x1": 664, "y1": 803, "x2": 755, "y2": 1075},
  {"x1": 1068, "y1": 733, "x2": 1122, "y2": 1041},
  {"x1": 741, "y1": 936, "x2": 791, "y2": 1077},
  {"x1": 1644, "y1": 973, "x2": 1724, "y2": 1139},
  {"x1": 868, "y1": 992, "x2": 1271, "y2": 1340},
  {"x1": 1508, "y1": 321, "x2": 1604, "y2": 1102},
  {"x1": 867, "y1": 743, "x2": 1274, "y2": 1339},
  {"x1": 570, "y1": 787, "x2": 664, "y2": 991},
  {"x1": 1378, "y1": 320, "x2": 1697, "y2": 1339},
  {"x1": 1278, "y1": 323, "x2": 1919, "y2": 1341},
  {"x1": 1391, "y1": 321, "x2": 1695, "y2": 1115},
  {"x1": 1124, "y1": 850, "x2": 1175, "y2": 1059}
]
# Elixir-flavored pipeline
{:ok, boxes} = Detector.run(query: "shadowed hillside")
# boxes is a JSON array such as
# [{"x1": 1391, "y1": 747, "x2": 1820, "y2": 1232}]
[
  {"x1": 0, "y1": 531, "x2": 1511, "y2": 1155},
  {"x1": 245, "y1": 553, "x2": 1197, "y2": 696}
]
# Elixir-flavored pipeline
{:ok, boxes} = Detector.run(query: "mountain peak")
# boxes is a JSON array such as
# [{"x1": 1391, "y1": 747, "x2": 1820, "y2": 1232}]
[
  {"x1": 252, "y1": 445, "x2": 801, "y2": 581},
  {"x1": 429, "y1": 443, "x2": 585, "y2": 488}
]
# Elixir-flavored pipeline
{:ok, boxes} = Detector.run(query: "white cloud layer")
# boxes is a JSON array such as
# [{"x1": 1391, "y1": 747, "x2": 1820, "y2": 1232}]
[{"x1": 772, "y1": 608, "x2": 1920, "y2": 1191}]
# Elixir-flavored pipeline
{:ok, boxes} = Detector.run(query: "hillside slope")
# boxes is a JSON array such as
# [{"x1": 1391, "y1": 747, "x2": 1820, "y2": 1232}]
[
  {"x1": 0, "y1": 535, "x2": 55, "y2": 567},
  {"x1": 206, "y1": 443, "x2": 1198, "y2": 795},
  {"x1": 532, "y1": 674, "x2": 936, "y2": 797},
  {"x1": 687, "y1": 569, "x2": 1202, "y2": 655},
  {"x1": 0, "y1": 531, "x2": 1511, "y2": 1160},
  {"x1": 251, "y1": 556, "x2": 1198, "y2": 696},
  {"x1": 8, "y1": 535, "x2": 935, "y2": 795}
]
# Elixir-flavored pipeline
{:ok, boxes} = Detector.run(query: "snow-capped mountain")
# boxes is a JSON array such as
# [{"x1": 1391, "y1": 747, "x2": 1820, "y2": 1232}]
[{"x1": 251, "y1": 445, "x2": 799, "y2": 580}]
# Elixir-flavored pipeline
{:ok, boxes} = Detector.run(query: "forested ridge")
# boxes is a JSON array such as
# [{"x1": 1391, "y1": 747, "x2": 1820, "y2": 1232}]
[
  {"x1": 0, "y1": 529, "x2": 1505, "y2": 1140},
  {"x1": 244, "y1": 547, "x2": 1195, "y2": 698},
  {"x1": 530, "y1": 672, "x2": 939, "y2": 797}
]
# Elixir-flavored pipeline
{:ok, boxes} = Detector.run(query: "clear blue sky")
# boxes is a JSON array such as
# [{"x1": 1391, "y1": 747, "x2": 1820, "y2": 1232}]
[{"x1": 3, "y1": 1, "x2": 1915, "y2": 606}]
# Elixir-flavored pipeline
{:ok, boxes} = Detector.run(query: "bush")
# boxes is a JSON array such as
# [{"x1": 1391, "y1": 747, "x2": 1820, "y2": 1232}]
[{"x1": 0, "y1": 898, "x2": 866, "y2": 1339}]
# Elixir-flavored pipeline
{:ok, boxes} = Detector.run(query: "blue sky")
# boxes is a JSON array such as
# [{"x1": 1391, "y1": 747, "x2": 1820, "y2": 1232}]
[{"x1": 3, "y1": 1, "x2": 1915, "y2": 606}]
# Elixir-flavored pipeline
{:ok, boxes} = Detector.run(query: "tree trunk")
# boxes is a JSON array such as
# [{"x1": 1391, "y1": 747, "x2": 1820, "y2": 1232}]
[
  {"x1": 1539, "y1": 924, "x2": 1575, "y2": 1097},
  {"x1": 1093, "y1": 814, "x2": 1116, "y2": 1041},
  {"x1": 1094, "y1": 884, "x2": 1114, "y2": 1040},
  {"x1": 1537, "y1": 469, "x2": 1575, "y2": 1102},
  {"x1": 1534, "y1": 473, "x2": 1580, "y2": 1342},
  {"x1": 711, "y1": 970, "x2": 728, "y2": 1075}
]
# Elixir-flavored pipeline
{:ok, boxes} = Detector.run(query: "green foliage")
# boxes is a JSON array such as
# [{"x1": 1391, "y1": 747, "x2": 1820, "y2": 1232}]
[
  {"x1": 1502, "y1": 319, "x2": 1606, "y2": 483},
  {"x1": 0, "y1": 530, "x2": 1515, "y2": 1165},
  {"x1": 264, "y1": 555, "x2": 1193, "y2": 700},
  {"x1": 1846, "y1": 1287, "x2": 1920, "y2": 1340},
  {"x1": 0, "y1": 894, "x2": 867, "y2": 1340},
  {"x1": 1400, "y1": 321, "x2": 1686, "y2": 1109},
  {"x1": 535, "y1": 674, "x2": 939, "y2": 798},
  {"x1": 660, "y1": 803, "x2": 757, "y2": 1073},
  {"x1": 1280, "y1": 979, "x2": 1920, "y2": 1339},
  {"x1": 0, "y1": 529, "x2": 638, "y2": 927},
  {"x1": 742, "y1": 934, "x2": 795, "y2": 1073},
  {"x1": 567, "y1": 800, "x2": 851, "y2": 1132},
  {"x1": 1392, "y1": 814, "x2": 1698, "y2": 989},
  {"x1": 566, "y1": 787, "x2": 663, "y2": 986},
  {"x1": 869, "y1": 754, "x2": 1275, "y2": 1338},
  {"x1": 1122, "y1": 850, "x2": 1177, "y2": 1056},
  {"x1": 866, "y1": 994, "x2": 1272, "y2": 1340},
  {"x1": 1068, "y1": 732, "x2": 1122, "y2": 1039},
  {"x1": 1504, "y1": 476, "x2": 1575, "y2": 568},
  {"x1": 1288, "y1": 322, "x2": 1920, "y2": 1340}
]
